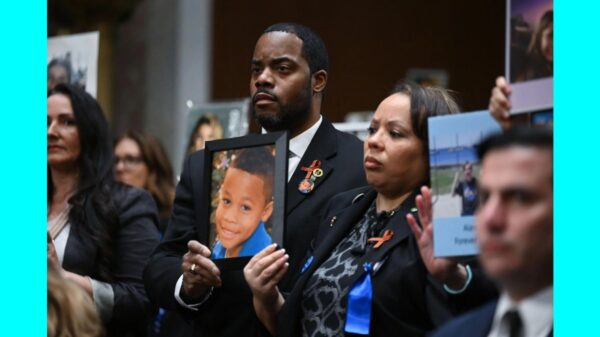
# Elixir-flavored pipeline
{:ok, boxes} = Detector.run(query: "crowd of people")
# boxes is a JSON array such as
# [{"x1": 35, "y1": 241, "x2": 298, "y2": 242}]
[{"x1": 47, "y1": 22, "x2": 552, "y2": 337}]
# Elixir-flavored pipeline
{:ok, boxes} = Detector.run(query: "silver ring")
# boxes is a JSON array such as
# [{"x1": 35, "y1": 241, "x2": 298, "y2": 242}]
[{"x1": 190, "y1": 263, "x2": 197, "y2": 274}]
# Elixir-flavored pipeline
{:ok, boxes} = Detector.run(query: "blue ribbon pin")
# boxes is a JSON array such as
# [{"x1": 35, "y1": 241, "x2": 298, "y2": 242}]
[
  {"x1": 344, "y1": 262, "x2": 373, "y2": 335},
  {"x1": 301, "y1": 256, "x2": 314, "y2": 274}
]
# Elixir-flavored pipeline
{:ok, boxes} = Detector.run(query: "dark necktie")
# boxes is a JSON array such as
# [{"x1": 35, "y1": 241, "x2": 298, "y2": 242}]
[{"x1": 504, "y1": 310, "x2": 523, "y2": 337}]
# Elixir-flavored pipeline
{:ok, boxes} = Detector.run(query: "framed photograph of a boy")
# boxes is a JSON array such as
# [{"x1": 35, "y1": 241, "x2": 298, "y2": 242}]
[{"x1": 198, "y1": 132, "x2": 288, "y2": 270}]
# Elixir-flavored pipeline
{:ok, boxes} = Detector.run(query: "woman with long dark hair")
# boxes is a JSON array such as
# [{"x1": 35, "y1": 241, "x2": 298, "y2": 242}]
[{"x1": 47, "y1": 84, "x2": 160, "y2": 337}]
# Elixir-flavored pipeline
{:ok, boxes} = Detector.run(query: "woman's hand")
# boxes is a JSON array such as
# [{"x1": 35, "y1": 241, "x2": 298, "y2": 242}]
[
  {"x1": 489, "y1": 76, "x2": 512, "y2": 130},
  {"x1": 243, "y1": 244, "x2": 288, "y2": 335},
  {"x1": 406, "y1": 186, "x2": 467, "y2": 289}
]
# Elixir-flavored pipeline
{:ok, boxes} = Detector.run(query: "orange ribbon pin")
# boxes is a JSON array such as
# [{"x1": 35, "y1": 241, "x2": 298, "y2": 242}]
[{"x1": 367, "y1": 229, "x2": 394, "y2": 249}]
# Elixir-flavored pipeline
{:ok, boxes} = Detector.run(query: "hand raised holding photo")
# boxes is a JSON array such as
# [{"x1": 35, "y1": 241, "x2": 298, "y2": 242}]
[
  {"x1": 243, "y1": 243, "x2": 288, "y2": 335},
  {"x1": 406, "y1": 186, "x2": 466, "y2": 288},
  {"x1": 244, "y1": 243, "x2": 288, "y2": 304},
  {"x1": 489, "y1": 76, "x2": 512, "y2": 129}
]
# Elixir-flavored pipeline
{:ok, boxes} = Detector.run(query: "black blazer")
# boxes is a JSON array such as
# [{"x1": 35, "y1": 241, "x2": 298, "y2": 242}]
[
  {"x1": 428, "y1": 301, "x2": 497, "y2": 337},
  {"x1": 63, "y1": 185, "x2": 161, "y2": 337},
  {"x1": 277, "y1": 187, "x2": 498, "y2": 337},
  {"x1": 429, "y1": 300, "x2": 553, "y2": 337},
  {"x1": 143, "y1": 118, "x2": 367, "y2": 337}
]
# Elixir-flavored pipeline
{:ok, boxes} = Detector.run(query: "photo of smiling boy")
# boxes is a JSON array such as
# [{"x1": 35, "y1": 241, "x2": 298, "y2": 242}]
[{"x1": 211, "y1": 146, "x2": 275, "y2": 259}]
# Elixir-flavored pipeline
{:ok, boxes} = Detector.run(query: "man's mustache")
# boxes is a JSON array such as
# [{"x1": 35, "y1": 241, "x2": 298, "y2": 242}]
[{"x1": 252, "y1": 89, "x2": 278, "y2": 103}]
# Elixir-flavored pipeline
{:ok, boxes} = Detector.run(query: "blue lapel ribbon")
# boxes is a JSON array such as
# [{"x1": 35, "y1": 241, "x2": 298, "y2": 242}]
[
  {"x1": 300, "y1": 255, "x2": 314, "y2": 274},
  {"x1": 344, "y1": 262, "x2": 373, "y2": 335}
]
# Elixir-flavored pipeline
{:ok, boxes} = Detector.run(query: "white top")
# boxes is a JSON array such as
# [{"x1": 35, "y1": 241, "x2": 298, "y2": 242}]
[
  {"x1": 47, "y1": 217, "x2": 70, "y2": 265},
  {"x1": 175, "y1": 115, "x2": 324, "y2": 308},
  {"x1": 47, "y1": 216, "x2": 115, "y2": 322},
  {"x1": 286, "y1": 115, "x2": 323, "y2": 181},
  {"x1": 488, "y1": 286, "x2": 553, "y2": 337}
]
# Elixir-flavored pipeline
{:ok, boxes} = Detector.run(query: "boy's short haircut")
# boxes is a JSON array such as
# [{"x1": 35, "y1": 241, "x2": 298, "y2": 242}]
[{"x1": 230, "y1": 146, "x2": 274, "y2": 201}]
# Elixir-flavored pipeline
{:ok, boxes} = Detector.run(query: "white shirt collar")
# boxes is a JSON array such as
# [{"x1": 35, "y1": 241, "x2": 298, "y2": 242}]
[
  {"x1": 489, "y1": 286, "x2": 553, "y2": 337},
  {"x1": 261, "y1": 116, "x2": 323, "y2": 182},
  {"x1": 288, "y1": 115, "x2": 322, "y2": 159}
]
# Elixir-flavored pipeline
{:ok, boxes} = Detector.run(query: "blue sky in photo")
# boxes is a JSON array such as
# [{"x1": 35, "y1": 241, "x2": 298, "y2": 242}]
[{"x1": 428, "y1": 110, "x2": 502, "y2": 150}]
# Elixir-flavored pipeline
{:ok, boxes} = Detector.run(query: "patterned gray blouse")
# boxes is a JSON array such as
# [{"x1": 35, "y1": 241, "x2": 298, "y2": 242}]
[{"x1": 300, "y1": 200, "x2": 394, "y2": 337}]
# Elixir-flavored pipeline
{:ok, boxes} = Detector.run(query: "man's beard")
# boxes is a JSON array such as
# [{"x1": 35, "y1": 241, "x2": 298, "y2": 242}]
[{"x1": 252, "y1": 81, "x2": 312, "y2": 133}]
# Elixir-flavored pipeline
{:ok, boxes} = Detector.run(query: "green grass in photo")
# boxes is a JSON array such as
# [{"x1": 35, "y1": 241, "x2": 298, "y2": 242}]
[{"x1": 430, "y1": 164, "x2": 480, "y2": 195}]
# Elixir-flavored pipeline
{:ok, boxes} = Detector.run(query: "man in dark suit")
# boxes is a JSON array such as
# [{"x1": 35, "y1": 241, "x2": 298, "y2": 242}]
[
  {"x1": 143, "y1": 22, "x2": 366, "y2": 337},
  {"x1": 430, "y1": 128, "x2": 553, "y2": 337}
]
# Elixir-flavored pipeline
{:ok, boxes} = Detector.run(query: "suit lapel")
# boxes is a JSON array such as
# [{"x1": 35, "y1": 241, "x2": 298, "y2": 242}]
[
  {"x1": 298, "y1": 190, "x2": 419, "y2": 291},
  {"x1": 61, "y1": 223, "x2": 96, "y2": 276},
  {"x1": 286, "y1": 119, "x2": 338, "y2": 214},
  {"x1": 299, "y1": 190, "x2": 424, "y2": 300},
  {"x1": 471, "y1": 301, "x2": 552, "y2": 337},
  {"x1": 61, "y1": 227, "x2": 76, "y2": 270},
  {"x1": 305, "y1": 189, "x2": 376, "y2": 275},
  {"x1": 335, "y1": 192, "x2": 418, "y2": 288},
  {"x1": 477, "y1": 301, "x2": 498, "y2": 337},
  {"x1": 282, "y1": 189, "x2": 374, "y2": 335}
]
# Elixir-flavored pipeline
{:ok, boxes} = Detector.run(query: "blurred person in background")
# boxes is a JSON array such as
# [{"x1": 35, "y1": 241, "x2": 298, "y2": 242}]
[
  {"x1": 47, "y1": 84, "x2": 160, "y2": 337},
  {"x1": 186, "y1": 113, "x2": 224, "y2": 153},
  {"x1": 430, "y1": 128, "x2": 553, "y2": 337},
  {"x1": 114, "y1": 130, "x2": 175, "y2": 233},
  {"x1": 114, "y1": 131, "x2": 191, "y2": 337},
  {"x1": 47, "y1": 57, "x2": 72, "y2": 91}
]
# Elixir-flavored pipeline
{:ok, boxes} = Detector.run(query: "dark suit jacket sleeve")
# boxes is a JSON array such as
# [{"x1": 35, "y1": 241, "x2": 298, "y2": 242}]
[
  {"x1": 428, "y1": 301, "x2": 497, "y2": 337},
  {"x1": 450, "y1": 263, "x2": 499, "y2": 312},
  {"x1": 278, "y1": 187, "x2": 498, "y2": 337},
  {"x1": 424, "y1": 259, "x2": 499, "y2": 327},
  {"x1": 110, "y1": 186, "x2": 161, "y2": 329},
  {"x1": 144, "y1": 152, "x2": 203, "y2": 311}
]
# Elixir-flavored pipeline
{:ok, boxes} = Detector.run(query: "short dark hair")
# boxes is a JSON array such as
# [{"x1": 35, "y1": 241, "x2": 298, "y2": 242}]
[
  {"x1": 230, "y1": 146, "x2": 275, "y2": 201},
  {"x1": 477, "y1": 127, "x2": 553, "y2": 161},
  {"x1": 391, "y1": 81, "x2": 460, "y2": 155},
  {"x1": 264, "y1": 22, "x2": 329, "y2": 74}
]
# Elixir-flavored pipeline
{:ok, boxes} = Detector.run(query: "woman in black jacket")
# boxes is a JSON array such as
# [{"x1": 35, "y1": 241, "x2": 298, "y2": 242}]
[
  {"x1": 244, "y1": 82, "x2": 497, "y2": 337},
  {"x1": 47, "y1": 84, "x2": 160, "y2": 337}
]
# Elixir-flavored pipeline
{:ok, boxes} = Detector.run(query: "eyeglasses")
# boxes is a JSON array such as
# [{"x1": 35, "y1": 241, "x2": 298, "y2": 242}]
[{"x1": 114, "y1": 155, "x2": 144, "y2": 168}]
